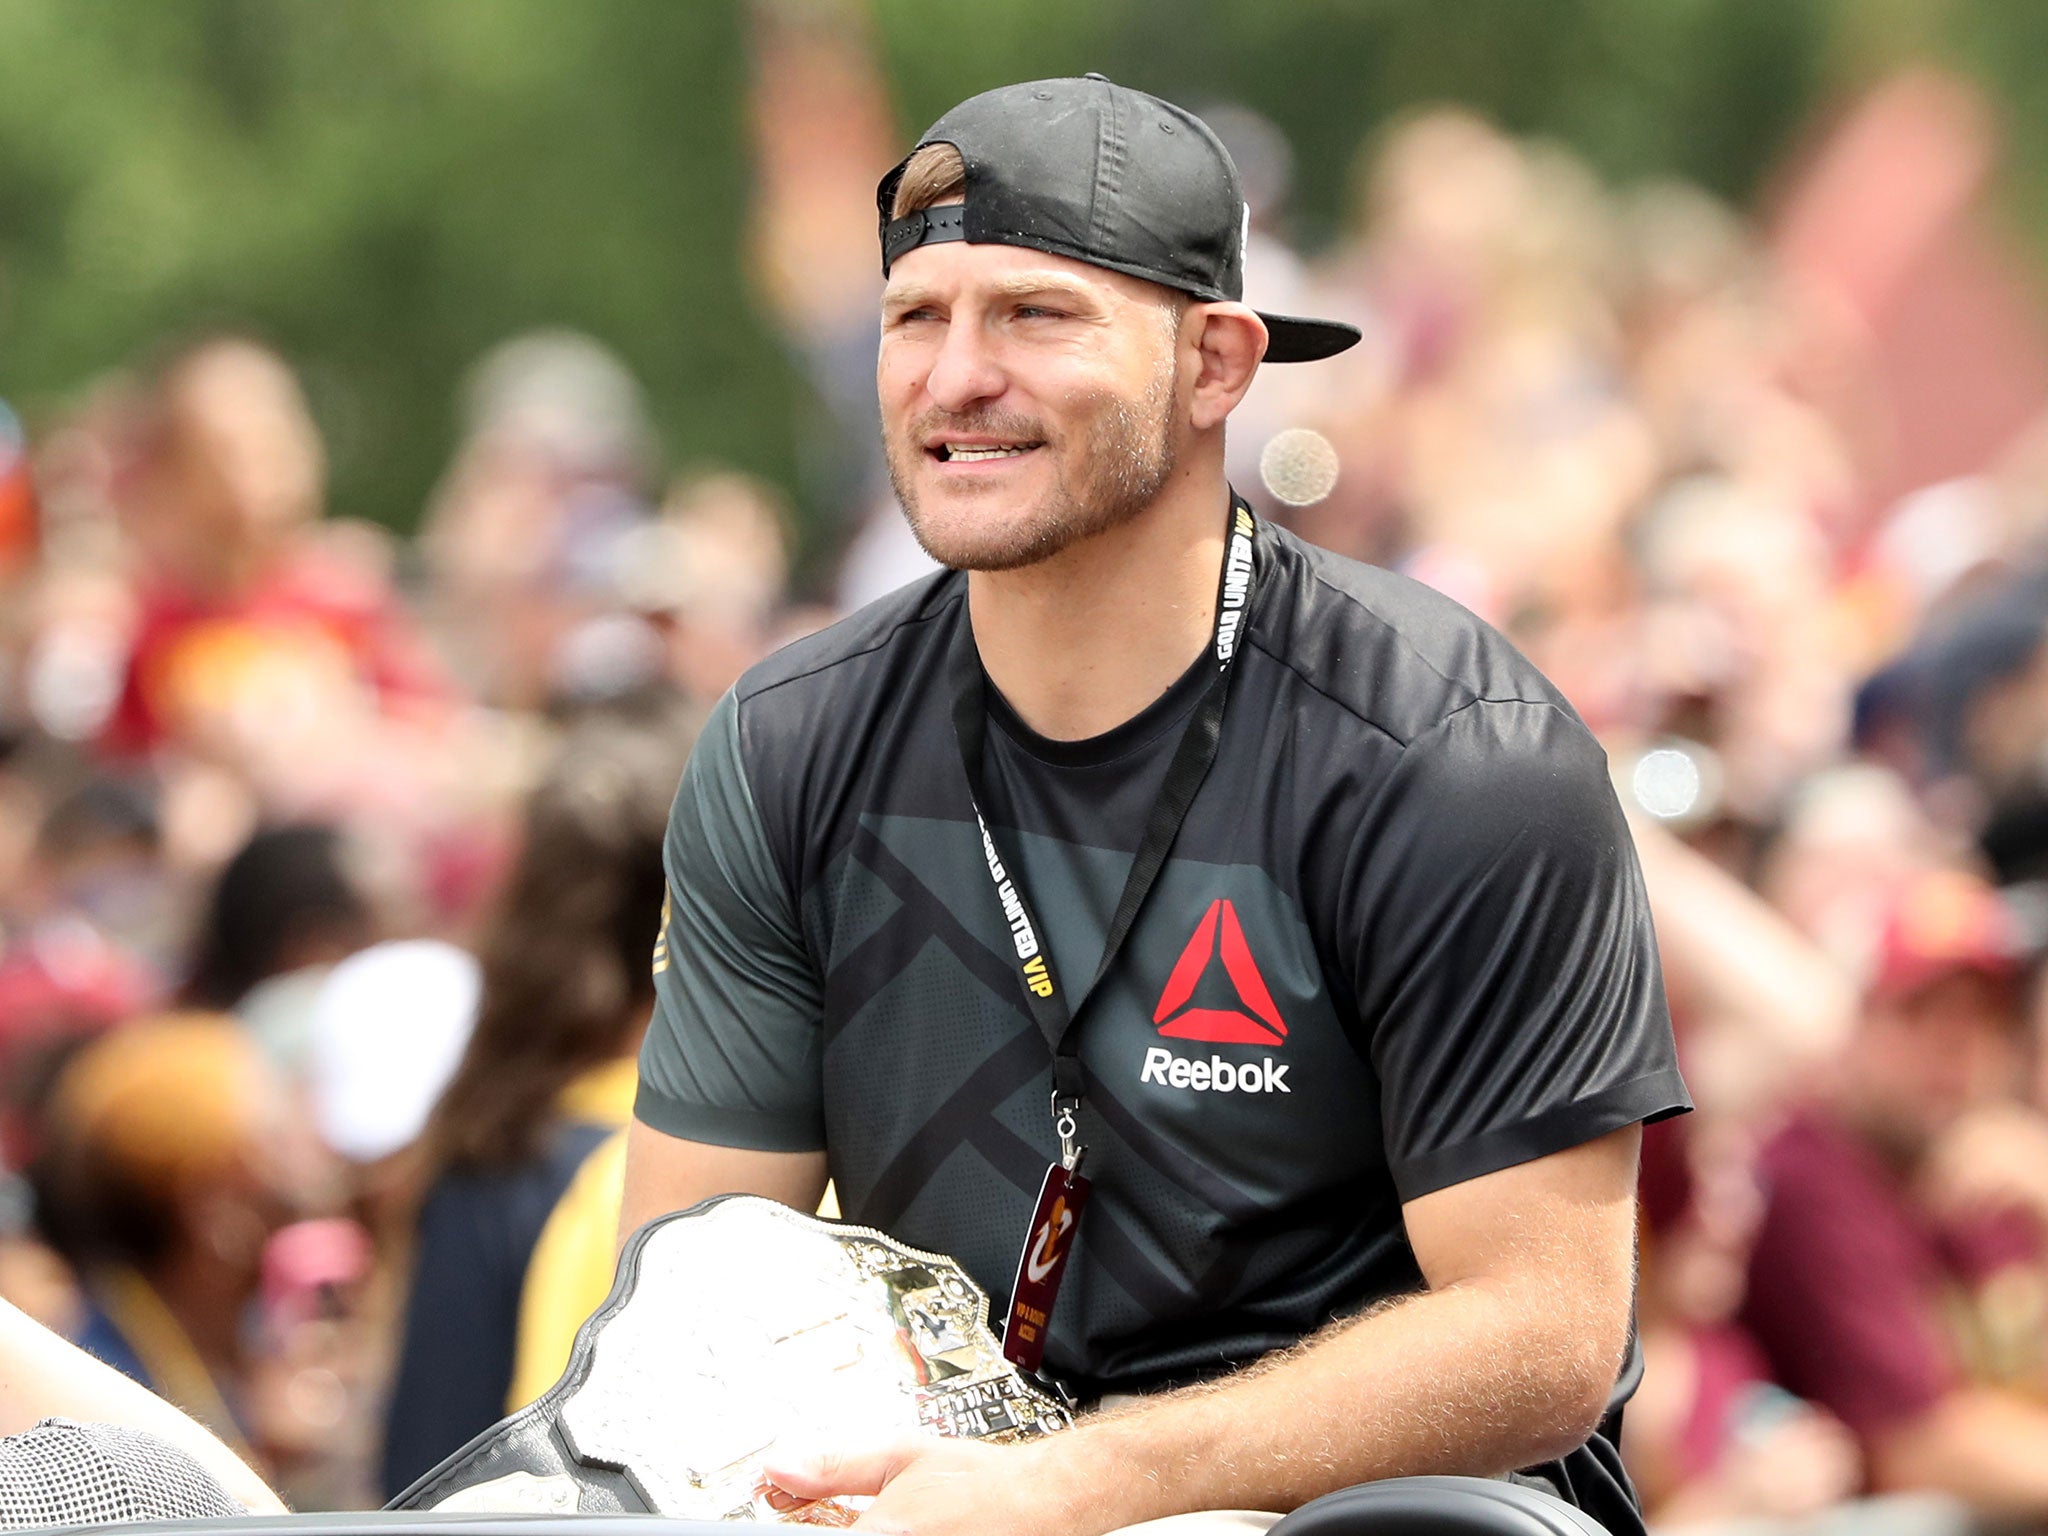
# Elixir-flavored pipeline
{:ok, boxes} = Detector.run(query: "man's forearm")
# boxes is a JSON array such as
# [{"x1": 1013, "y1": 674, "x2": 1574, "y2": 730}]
[
  {"x1": 1043, "y1": 1276, "x2": 1622, "y2": 1528},
  {"x1": 764, "y1": 1133, "x2": 1642, "y2": 1536}
]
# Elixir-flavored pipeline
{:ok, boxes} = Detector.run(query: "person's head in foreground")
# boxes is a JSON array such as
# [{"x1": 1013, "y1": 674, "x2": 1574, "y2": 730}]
[{"x1": 875, "y1": 72, "x2": 1357, "y2": 573}]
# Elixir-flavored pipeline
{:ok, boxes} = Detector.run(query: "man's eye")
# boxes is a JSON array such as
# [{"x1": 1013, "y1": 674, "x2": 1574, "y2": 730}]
[{"x1": 1016, "y1": 306, "x2": 1066, "y2": 320}]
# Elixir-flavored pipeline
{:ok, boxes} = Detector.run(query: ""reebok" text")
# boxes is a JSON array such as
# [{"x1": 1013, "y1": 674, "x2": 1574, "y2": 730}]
[{"x1": 1139, "y1": 1046, "x2": 1290, "y2": 1094}]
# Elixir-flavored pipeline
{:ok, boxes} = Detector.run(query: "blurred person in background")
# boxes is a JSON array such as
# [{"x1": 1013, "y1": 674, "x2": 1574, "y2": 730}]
[
  {"x1": 1627, "y1": 1120, "x2": 1868, "y2": 1531},
  {"x1": 5, "y1": 381, "x2": 142, "y2": 757},
  {"x1": 1625, "y1": 473, "x2": 1853, "y2": 826},
  {"x1": 0, "y1": 775, "x2": 167, "y2": 1167},
  {"x1": 1738, "y1": 869, "x2": 2048, "y2": 1519},
  {"x1": 744, "y1": 0, "x2": 896, "y2": 544},
  {"x1": 0, "y1": 402, "x2": 33, "y2": 589},
  {"x1": 181, "y1": 822, "x2": 375, "y2": 1076},
  {"x1": 0, "y1": 766, "x2": 167, "y2": 1346},
  {"x1": 1753, "y1": 766, "x2": 1951, "y2": 980},
  {"x1": 29, "y1": 1013, "x2": 340, "y2": 1491},
  {"x1": 94, "y1": 333, "x2": 485, "y2": 931},
  {"x1": 11, "y1": 776, "x2": 176, "y2": 984},
  {"x1": 297, "y1": 937, "x2": 480, "y2": 1372},
  {"x1": 292, "y1": 938, "x2": 479, "y2": 1510},
  {"x1": 104, "y1": 334, "x2": 452, "y2": 770},
  {"x1": 1878, "y1": 572, "x2": 2048, "y2": 885},
  {"x1": 378, "y1": 696, "x2": 689, "y2": 1500},
  {"x1": 623, "y1": 470, "x2": 798, "y2": 705},
  {"x1": 419, "y1": 330, "x2": 659, "y2": 714}
]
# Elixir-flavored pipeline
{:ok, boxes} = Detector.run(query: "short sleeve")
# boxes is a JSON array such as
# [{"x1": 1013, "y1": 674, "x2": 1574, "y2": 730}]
[
  {"x1": 636, "y1": 689, "x2": 827, "y2": 1151},
  {"x1": 1353, "y1": 699, "x2": 1689, "y2": 1201}
]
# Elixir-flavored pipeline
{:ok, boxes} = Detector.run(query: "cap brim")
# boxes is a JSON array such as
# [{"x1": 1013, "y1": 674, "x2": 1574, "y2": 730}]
[{"x1": 1257, "y1": 311, "x2": 1362, "y2": 364}]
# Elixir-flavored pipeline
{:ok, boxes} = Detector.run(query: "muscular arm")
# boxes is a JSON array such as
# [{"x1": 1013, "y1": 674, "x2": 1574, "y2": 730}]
[
  {"x1": 769, "y1": 1126, "x2": 1641, "y2": 1536},
  {"x1": 617, "y1": 1118, "x2": 829, "y2": 1254},
  {"x1": 1063, "y1": 1125, "x2": 1640, "y2": 1509},
  {"x1": 629, "y1": 689, "x2": 830, "y2": 1248}
]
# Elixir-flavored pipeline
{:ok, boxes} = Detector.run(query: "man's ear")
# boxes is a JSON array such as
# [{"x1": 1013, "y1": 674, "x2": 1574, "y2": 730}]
[{"x1": 1186, "y1": 303, "x2": 1267, "y2": 432}]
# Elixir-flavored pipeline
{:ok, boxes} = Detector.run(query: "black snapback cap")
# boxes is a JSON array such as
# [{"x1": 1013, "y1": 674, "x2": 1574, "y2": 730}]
[{"x1": 877, "y1": 74, "x2": 1361, "y2": 365}]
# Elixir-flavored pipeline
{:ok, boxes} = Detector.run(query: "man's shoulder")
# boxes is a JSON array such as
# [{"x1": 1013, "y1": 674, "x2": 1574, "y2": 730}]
[
  {"x1": 734, "y1": 568, "x2": 964, "y2": 714},
  {"x1": 718, "y1": 570, "x2": 964, "y2": 811},
  {"x1": 1260, "y1": 528, "x2": 1582, "y2": 749}
]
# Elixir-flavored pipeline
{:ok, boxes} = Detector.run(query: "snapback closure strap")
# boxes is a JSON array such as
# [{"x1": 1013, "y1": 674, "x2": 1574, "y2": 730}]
[{"x1": 881, "y1": 204, "x2": 968, "y2": 273}]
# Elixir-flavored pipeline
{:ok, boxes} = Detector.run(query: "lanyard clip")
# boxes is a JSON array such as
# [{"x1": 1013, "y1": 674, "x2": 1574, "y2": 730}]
[{"x1": 1050, "y1": 1091, "x2": 1084, "y2": 1174}]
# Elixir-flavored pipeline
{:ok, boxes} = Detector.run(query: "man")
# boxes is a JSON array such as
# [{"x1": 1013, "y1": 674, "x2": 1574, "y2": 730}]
[
  {"x1": 623, "y1": 76, "x2": 1688, "y2": 1536},
  {"x1": 1742, "y1": 868, "x2": 2048, "y2": 1518}
]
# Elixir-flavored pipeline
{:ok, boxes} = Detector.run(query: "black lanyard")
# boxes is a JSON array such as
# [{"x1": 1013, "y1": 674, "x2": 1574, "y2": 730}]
[{"x1": 950, "y1": 495, "x2": 1266, "y2": 1162}]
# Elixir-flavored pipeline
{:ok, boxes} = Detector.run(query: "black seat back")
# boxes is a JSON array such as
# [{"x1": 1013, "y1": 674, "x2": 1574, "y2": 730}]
[{"x1": 1270, "y1": 1476, "x2": 1614, "y2": 1536}]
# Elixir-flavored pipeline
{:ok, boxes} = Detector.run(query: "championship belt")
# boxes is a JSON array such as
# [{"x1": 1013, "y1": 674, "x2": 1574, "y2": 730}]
[{"x1": 387, "y1": 1194, "x2": 1072, "y2": 1521}]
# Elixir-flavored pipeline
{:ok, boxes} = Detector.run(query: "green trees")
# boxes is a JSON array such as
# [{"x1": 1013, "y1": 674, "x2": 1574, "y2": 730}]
[
  {"x1": 0, "y1": 1, "x2": 799, "y2": 536},
  {"x1": 5, "y1": 0, "x2": 2039, "y2": 549}
]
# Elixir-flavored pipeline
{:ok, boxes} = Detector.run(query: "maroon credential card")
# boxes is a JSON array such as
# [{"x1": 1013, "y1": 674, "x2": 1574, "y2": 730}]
[{"x1": 1002, "y1": 1161, "x2": 1091, "y2": 1373}]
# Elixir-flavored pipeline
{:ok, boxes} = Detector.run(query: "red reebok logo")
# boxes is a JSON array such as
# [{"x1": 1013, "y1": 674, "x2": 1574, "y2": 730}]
[{"x1": 1152, "y1": 898, "x2": 1288, "y2": 1046}]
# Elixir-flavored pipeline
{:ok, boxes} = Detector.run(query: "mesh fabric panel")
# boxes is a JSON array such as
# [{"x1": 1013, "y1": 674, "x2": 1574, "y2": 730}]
[{"x1": 0, "y1": 1418, "x2": 243, "y2": 1528}]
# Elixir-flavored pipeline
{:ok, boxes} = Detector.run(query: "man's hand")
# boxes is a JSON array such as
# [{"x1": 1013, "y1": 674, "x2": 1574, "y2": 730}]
[{"x1": 765, "y1": 1435, "x2": 1081, "y2": 1536}]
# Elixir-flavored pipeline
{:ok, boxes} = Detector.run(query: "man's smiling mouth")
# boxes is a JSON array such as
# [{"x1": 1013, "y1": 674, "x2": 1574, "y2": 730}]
[{"x1": 931, "y1": 441, "x2": 1044, "y2": 463}]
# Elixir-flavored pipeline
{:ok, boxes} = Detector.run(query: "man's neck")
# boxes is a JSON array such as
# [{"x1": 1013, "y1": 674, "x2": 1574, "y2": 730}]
[{"x1": 967, "y1": 464, "x2": 1230, "y2": 742}]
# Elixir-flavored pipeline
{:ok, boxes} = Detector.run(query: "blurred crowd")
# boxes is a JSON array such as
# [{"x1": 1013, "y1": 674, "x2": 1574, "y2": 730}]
[
  {"x1": 5, "y1": 55, "x2": 2048, "y2": 1531},
  {"x1": 0, "y1": 322, "x2": 799, "y2": 1506}
]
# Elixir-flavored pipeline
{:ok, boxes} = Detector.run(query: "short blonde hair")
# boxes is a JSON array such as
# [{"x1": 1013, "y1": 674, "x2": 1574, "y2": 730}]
[{"x1": 890, "y1": 143, "x2": 967, "y2": 220}]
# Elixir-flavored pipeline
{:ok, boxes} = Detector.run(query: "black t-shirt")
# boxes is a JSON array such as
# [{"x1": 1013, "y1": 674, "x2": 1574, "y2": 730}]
[{"x1": 638, "y1": 518, "x2": 1687, "y2": 1395}]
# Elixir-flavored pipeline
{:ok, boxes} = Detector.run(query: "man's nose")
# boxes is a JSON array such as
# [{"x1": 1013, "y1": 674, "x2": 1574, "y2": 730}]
[{"x1": 924, "y1": 318, "x2": 1005, "y2": 414}]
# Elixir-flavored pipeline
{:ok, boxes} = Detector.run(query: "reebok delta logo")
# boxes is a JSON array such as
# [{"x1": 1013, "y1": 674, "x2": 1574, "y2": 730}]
[
  {"x1": 1153, "y1": 898, "x2": 1287, "y2": 1044},
  {"x1": 1140, "y1": 897, "x2": 1290, "y2": 1095}
]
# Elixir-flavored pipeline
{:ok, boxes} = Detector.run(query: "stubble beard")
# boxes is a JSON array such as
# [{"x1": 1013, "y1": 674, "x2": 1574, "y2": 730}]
[{"x1": 886, "y1": 358, "x2": 1180, "y2": 573}]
